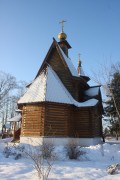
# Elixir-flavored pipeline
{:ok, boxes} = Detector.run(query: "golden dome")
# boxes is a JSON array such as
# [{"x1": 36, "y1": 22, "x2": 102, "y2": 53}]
[{"x1": 58, "y1": 32, "x2": 67, "y2": 40}]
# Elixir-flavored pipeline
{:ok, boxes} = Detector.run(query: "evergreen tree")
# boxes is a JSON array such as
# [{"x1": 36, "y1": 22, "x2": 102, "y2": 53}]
[{"x1": 104, "y1": 71, "x2": 120, "y2": 140}]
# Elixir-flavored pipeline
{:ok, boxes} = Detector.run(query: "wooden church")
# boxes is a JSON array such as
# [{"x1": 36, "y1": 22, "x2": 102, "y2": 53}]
[{"x1": 17, "y1": 22, "x2": 103, "y2": 146}]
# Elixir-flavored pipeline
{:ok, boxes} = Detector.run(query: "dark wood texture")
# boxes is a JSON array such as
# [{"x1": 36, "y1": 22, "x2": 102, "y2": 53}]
[{"x1": 44, "y1": 103, "x2": 70, "y2": 136}]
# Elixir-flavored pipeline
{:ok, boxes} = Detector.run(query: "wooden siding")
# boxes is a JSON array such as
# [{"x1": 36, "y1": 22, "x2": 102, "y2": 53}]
[
  {"x1": 44, "y1": 103, "x2": 102, "y2": 138},
  {"x1": 21, "y1": 104, "x2": 45, "y2": 136},
  {"x1": 73, "y1": 107, "x2": 93, "y2": 137},
  {"x1": 19, "y1": 102, "x2": 102, "y2": 138},
  {"x1": 44, "y1": 103, "x2": 71, "y2": 137}
]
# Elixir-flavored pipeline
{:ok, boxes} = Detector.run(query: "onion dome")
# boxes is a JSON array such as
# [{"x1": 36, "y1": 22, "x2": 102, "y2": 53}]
[{"x1": 58, "y1": 32, "x2": 67, "y2": 40}]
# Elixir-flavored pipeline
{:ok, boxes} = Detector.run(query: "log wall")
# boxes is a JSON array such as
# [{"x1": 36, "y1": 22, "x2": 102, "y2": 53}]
[
  {"x1": 44, "y1": 103, "x2": 70, "y2": 136},
  {"x1": 73, "y1": 107, "x2": 93, "y2": 137},
  {"x1": 19, "y1": 102, "x2": 102, "y2": 138},
  {"x1": 72, "y1": 105, "x2": 102, "y2": 138},
  {"x1": 21, "y1": 104, "x2": 45, "y2": 136}
]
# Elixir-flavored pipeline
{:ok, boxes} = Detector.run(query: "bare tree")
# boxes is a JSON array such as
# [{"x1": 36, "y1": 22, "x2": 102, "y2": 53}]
[
  {"x1": 17, "y1": 141, "x2": 55, "y2": 180},
  {"x1": 91, "y1": 61, "x2": 112, "y2": 93},
  {"x1": 0, "y1": 72, "x2": 27, "y2": 126},
  {"x1": 91, "y1": 62, "x2": 120, "y2": 116},
  {"x1": 0, "y1": 71, "x2": 17, "y2": 124},
  {"x1": 16, "y1": 80, "x2": 27, "y2": 98},
  {"x1": 91, "y1": 62, "x2": 120, "y2": 139},
  {"x1": 0, "y1": 71, "x2": 17, "y2": 105}
]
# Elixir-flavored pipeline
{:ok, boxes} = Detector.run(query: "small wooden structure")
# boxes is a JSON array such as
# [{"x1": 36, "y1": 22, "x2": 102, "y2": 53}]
[
  {"x1": 7, "y1": 113, "x2": 21, "y2": 140},
  {"x1": 18, "y1": 28, "x2": 103, "y2": 146}
]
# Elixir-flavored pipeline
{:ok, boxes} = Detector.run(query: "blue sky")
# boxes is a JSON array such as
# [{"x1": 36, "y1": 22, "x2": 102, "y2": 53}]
[{"x1": 0, "y1": 0, "x2": 120, "y2": 85}]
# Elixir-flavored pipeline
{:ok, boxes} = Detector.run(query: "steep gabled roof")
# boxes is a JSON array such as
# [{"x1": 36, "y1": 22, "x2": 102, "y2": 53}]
[
  {"x1": 18, "y1": 65, "x2": 98, "y2": 107},
  {"x1": 35, "y1": 38, "x2": 80, "y2": 78},
  {"x1": 57, "y1": 44, "x2": 90, "y2": 81},
  {"x1": 35, "y1": 39, "x2": 56, "y2": 78}
]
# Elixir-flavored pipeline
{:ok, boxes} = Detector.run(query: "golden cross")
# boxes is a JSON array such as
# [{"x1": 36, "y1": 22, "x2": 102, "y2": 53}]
[{"x1": 59, "y1": 20, "x2": 66, "y2": 32}]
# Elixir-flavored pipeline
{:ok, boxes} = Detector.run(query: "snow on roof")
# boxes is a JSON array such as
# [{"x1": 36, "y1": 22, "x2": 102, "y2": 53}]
[
  {"x1": 73, "y1": 98, "x2": 98, "y2": 107},
  {"x1": 18, "y1": 67, "x2": 73, "y2": 105},
  {"x1": 58, "y1": 44, "x2": 86, "y2": 77},
  {"x1": 58, "y1": 45, "x2": 79, "y2": 77},
  {"x1": 18, "y1": 71, "x2": 47, "y2": 104},
  {"x1": 85, "y1": 87, "x2": 100, "y2": 97},
  {"x1": 45, "y1": 67, "x2": 73, "y2": 104},
  {"x1": 18, "y1": 66, "x2": 98, "y2": 107},
  {"x1": 8, "y1": 114, "x2": 21, "y2": 122},
  {"x1": 47, "y1": 67, "x2": 98, "y2": 107}
]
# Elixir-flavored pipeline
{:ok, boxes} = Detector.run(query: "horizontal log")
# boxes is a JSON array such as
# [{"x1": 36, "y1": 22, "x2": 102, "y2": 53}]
[
  {"x1": 24, "y1": 108, "x2": 43, "y2": 110},
  {"x1": 23, "y1": 117, "x2": 44, "y2": 120},
  {"x1": 22, "y1": 116, "x2": 44, "y2": 121},
  {"x1": 74, "y1": 129, "x2": 92, "y2": 133},
  {"x1": 22, "y1": 124, "x2": 43, "y2": 127},
  {"x1": 23, "y1": 114, "x2": 43, "y2": 117},
  {"x1": 22, "y1": 124, "x2": 42, "y2": 127},
  {"x1": 23, "y1": 108, "x2": 44, "y2": 111},
  {"x1": 22, "y1": 121, "x2": 43, "y2": 124},
  {"x1": 22, "y1": 129, "x2": 42, "y2": 132},
  {"x1": 23, "y1": 112, "x2": 43, "y2": 114},
  {"x1": 21, "y1": 132, "x2": 43, "y2": 136},
  {"x1": 23, "y1": 126, "x2": 44, "y2": 131},
  {"x1": 75, "y1": 123, "x2": 90, "y2": 126},
  {"x1": 46, "y1": 111, "x2": 69, "y2": 116},
  {"x1": 22, "y1": 129, "x2": 43, "y2": 132},
  {"x1": 75, "y1": 118, "x2": 90, "y2": 120},
  {"x1": 46, "y1": 117, "x2": 68, "y2": 121},
  {"x1": 23, "y1": 117, "x2": 44, "y2": 119},
  {"x1": 45, "y1": 127, "x2": 67, "y2": 131},
  {"x1": 46, "y1": 120, "x2": 67, "y2": 123},
  {"x1": 23, "y1": 118, "x2": 43, "y2": 121},
  {"x1": 46, "y1": 104, "x2": 68, "y2": 108},
  {"x1": 46, "y1": 108, "x2": 68, "y2": 112},
  {"x1": 45, "y1": 127, "x2": 66, "y2": 132}
]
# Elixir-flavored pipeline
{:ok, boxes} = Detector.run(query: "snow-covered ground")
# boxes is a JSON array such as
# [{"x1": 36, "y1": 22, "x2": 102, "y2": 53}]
[{"x1": 0, "y1": 138, "x2": 120, "y2": 180}]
